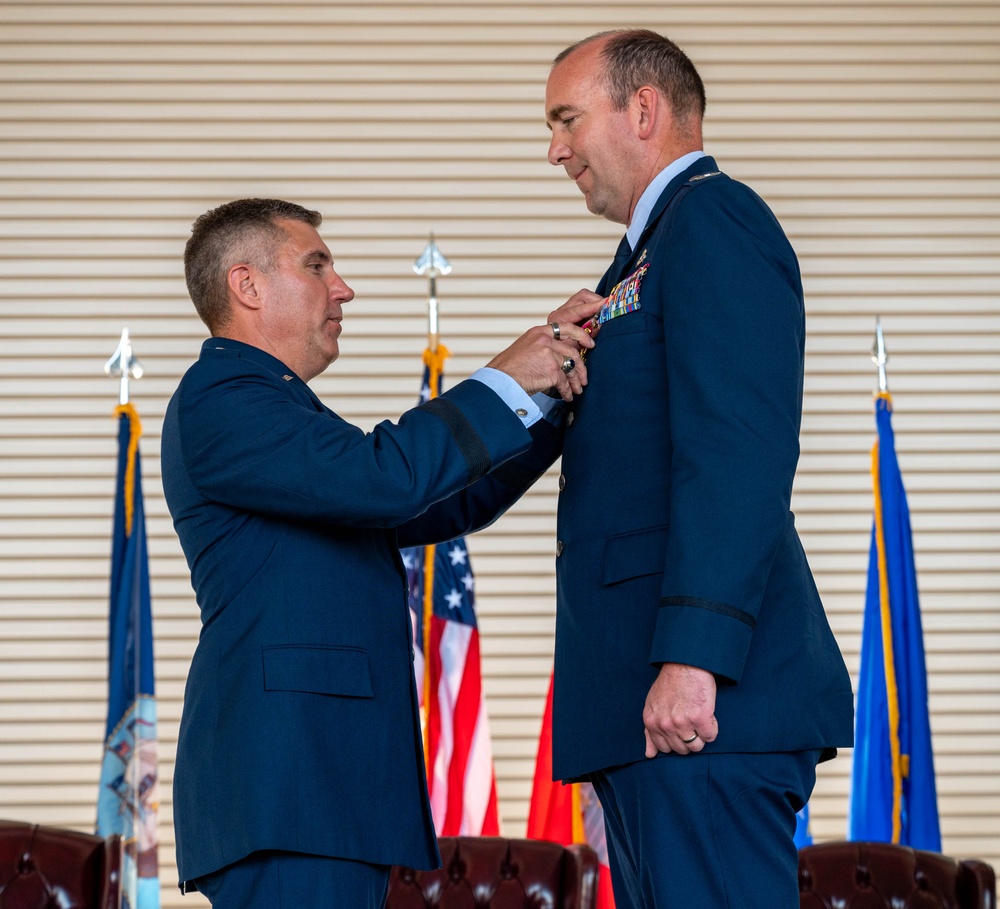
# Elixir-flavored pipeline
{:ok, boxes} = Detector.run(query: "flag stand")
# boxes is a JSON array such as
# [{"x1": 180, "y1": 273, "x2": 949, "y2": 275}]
[
  {"x1": 849, "y1": 316, "x2": 941, "y2": 850},
  {"x1": 412, "y1": 237, "x2": 453, "y2": 761},
  {"x1": 99, "y1": 330, "x2": 160, "y2": 909},
  {"x1": 403, "y1": 239, "x2": 501, "y2": 836}
]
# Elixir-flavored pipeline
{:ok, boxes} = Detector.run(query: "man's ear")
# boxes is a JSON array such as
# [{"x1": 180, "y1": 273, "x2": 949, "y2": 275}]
[
  {"x1": 633, "y1": 86, "x2": 659, "y2": 140},
  {"x1": 227, "y1": 263, "x2": 262, "y2": 311}
]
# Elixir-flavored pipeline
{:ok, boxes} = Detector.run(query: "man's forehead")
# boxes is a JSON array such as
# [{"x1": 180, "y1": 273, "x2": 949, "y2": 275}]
[
  {"x1": 277, "y1": 218, "x2": 331, "y2": 257},
  {"x1": 547, "y1": 47, "x2": 605, "y2": 101},
  {"x1": 551, "y1": 39, "x2": 606, "y2": 78}
]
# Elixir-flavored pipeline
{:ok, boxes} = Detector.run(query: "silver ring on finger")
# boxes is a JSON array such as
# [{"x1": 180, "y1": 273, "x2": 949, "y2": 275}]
[
  {"x1": 549, "y1": 322, "x2": 561, "y2": 340},
  {"x1": 561, "y1": 356, "x2": 575, "y2": 375},
  {"x1": 681, "y1": 731, "x2": 699, "y2": 744}
]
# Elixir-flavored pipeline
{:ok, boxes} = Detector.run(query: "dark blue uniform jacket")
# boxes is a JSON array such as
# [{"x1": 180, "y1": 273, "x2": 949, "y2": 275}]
[{"x1": 552, "y1": 156, "x2": 854, "y2": 780}]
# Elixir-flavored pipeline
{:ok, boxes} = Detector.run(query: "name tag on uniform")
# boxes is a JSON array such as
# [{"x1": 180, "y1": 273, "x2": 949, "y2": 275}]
[{"x1": 599, "y1": 263, "x2": 649, "y2": 324}]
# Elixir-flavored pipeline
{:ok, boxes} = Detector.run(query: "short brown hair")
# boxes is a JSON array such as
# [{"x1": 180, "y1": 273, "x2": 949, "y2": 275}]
[
  {"x1": 184, "y1": 198, "x2": 322, "y2": 334},
  {"x1": 556, "y1": 29, "x2": 706, "y2": 127}
]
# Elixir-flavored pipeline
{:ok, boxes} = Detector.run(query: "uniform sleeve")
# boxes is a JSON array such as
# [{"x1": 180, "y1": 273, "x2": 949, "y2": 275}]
[
  {"x1": 649, "y1": 180, "x2": 806, "y2": 682},
  {"x1": 396, "y1": 408, "x2": 564, "y2": 547},
  {"x1": 173, "y1": 365, "x2": 534, "y2": 529}
]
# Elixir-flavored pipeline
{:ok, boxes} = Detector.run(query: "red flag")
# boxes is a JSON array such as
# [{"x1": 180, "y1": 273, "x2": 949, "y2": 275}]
[{"x1": 527, "y1": 673, "x2": 616, "y2": 909}]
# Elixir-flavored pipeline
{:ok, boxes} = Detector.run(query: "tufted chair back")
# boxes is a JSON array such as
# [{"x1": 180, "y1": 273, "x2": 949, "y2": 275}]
[
  {"x1": 799, "y1": 841, "x2": 995, "y2": 909},
  {"x1": 387, "y1": 836, "x2": 598, "y2": 909},
  {"x1": 0, "y1": 820, "x2": 122, "y2": 909}
]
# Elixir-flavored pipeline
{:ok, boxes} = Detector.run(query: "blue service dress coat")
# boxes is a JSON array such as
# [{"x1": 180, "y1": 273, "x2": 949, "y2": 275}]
[
  {"x1": 552, "y1": 155, "x2": 854, "y2": 781},
  {"x1": 160, "y1": 339, "x2": 563, "y2": 886}
]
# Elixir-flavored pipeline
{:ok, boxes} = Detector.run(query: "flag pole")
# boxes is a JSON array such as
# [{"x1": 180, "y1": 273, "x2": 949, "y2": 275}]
[
  {"x1": 412, "y1": 237, "x2": 453, "y2": 763},
  {"x1": 103, "y1": 329, "x2": 145, "y2": 909}
]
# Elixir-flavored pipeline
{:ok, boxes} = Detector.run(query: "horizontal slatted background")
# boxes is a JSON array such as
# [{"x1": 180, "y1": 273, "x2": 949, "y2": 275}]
[{"x1": 0, "y1": 2, "x2": 997, "y2": 904}]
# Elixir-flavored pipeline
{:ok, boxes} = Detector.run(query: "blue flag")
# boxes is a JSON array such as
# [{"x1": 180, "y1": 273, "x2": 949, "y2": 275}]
[
  {"x1": 97, "y1": 403, "x2": 160, "y2": 908},
  {"x1": 794, "y1": 805, "x2": 813, "y2": 848},
  {"x1": 849, "y1": 393, "x2": 940, "y2": 849}
]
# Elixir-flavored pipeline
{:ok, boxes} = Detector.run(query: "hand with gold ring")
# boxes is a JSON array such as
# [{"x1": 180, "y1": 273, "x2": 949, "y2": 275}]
[{"x1": 643, "y1": 662, "x2": 719, "y2": 756}]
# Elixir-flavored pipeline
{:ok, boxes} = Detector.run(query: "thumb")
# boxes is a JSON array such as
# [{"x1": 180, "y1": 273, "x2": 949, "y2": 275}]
[
  {"x1": 644, "y1": 727, "x2": 658, "y2": 759},
  {"x1": 699, "y1": 715, "x2": 720, "y2": 744}
]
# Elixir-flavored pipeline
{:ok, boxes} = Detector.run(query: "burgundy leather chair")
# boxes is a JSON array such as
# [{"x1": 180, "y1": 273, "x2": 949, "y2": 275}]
[
  {"x1": 0, "y1": 820, "x2": 122, "y2": 909},
  {"x1": 387, "y1": 836, "x2": 598, "y2": 909},
  {"x1": 799, "y1": 841, "x2": 996, "y2": 909}
]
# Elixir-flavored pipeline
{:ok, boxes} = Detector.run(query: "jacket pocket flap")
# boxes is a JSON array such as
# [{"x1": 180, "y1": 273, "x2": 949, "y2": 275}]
[
  {"x1": 602, "y1": 524, "x2": 668, "y2": 586},
  {"x1": 600, "y1": 310, "x2": 649, "y2": 338},
  {"x1": 263, "y1": 645, "x2": 373, "y2": 698}
]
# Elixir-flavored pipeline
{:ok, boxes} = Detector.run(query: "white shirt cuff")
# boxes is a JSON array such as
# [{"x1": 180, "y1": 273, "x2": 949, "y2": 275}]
[{"x1": 469, "y1": 367, "x2": 542, "y2": 428}]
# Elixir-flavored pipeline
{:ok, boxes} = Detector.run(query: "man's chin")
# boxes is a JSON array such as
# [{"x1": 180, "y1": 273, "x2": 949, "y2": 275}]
[{"x1": 586, "y1": 197, "x2": 611, "y2": 220}]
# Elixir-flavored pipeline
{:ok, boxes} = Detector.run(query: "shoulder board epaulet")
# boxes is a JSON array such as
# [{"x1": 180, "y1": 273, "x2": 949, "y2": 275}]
[{"x1": 688, "y1": 171, "x2": 722, "y2": 182}]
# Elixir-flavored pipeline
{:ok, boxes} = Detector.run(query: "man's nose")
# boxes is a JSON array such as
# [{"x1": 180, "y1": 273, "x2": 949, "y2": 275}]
[
  {"x1": 548, "y1": 134, "x2": 570, "y2": 166},
  {"x1": 331, "y1": 273, "x2": 355, "y2": 303}
]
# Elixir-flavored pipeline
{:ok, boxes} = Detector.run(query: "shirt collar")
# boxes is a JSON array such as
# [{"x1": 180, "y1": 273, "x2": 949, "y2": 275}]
[{"x1": 625, "y1": 150, "x2": 707, "y2": 251}]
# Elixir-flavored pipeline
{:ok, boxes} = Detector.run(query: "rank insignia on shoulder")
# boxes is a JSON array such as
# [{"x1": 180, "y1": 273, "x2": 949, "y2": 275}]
[
  {"x1": 599, "y1": 262, "x2": 649, "y2": 325},
  {"x1": 282, "y1": 374, "x2": 294, "y2": 381},
  {"x1": 689, "y1": 171, "x2": 722, "y2": 182}
]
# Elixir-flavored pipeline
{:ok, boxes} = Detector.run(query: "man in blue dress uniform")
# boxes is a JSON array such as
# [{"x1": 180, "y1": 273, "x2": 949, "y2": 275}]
[
  {"x1": 161, "y1": 198, "x2": 601, "y2": 907},
  {"x1": 542, "y1": 30, "x2": 855, "y2": 909}
]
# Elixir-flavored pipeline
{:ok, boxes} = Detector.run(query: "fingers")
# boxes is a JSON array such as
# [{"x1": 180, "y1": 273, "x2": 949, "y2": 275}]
[
  {"x1": 549, "y1": 319, "x2": 598, "y2": 353},
  {"x1": 643, "y1": 721, "x2": 714, "y2": 757},
  {"x1": 485, "y1": 323, "x2": 592, "y2": 399},
  {"x1": 643, "y1": 710, "x2": 715, "y2": 756},
  {"x1": 547, "y1": 291, "x2": 604, "y2": 361},
  {"x1": 548, "y1": 338, "x2": 588, "y2": 401},
  {"x1": 548, "y1": 288, "x2": 604, "y2": 326},
  {"x1": 644, "y1": 727, "x2": 658, "y2": 759},
  {"x1": 642, "y1": 662, "x2": 719, "y2": 757},
  {"x1": 535, "y1": 322, "x2": 592, "y2": 400},
  {"x1": 486, "y1": 289, "x2": 604, "y2": 400},
  {"x1": 698, "y1": 714, "x2": 719, "y2": 744}
]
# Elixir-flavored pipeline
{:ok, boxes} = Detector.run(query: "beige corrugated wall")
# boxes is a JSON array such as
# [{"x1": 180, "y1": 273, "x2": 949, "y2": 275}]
[{"x1": 0, "y1": 2, "x2": 997, "y2": 905}]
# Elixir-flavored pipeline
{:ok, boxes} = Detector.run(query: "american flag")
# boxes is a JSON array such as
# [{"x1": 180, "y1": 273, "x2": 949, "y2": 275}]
[{"x1": 401, "y1": 357, "x2": 500, "y2": 836}]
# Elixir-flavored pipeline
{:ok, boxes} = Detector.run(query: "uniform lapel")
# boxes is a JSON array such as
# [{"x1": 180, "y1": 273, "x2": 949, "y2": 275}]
[{"x1": 597, "y1": 155, "x2": 721, "y2": 294}]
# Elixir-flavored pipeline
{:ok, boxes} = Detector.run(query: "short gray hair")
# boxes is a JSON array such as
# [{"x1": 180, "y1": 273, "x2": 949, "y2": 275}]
[{"x1": 184, "y1": 198, "x2": 322, "y2": 334}]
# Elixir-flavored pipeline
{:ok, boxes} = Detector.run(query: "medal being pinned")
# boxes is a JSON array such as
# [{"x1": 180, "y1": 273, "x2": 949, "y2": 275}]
[{"x1": 599, "y1": 262, "x2": 649, "y2": 325}]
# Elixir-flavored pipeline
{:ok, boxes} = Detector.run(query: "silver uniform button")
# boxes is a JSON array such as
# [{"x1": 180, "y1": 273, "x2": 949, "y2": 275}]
[
  {"x1": 558, "y1": 474, "x2": 566, "y2": 491},
  {"x1": 566, "y1": 411, "x2": 575, "y2": 426},
  {"x1": 556, "y1": 540, "x2": 564, "y2": 556}
]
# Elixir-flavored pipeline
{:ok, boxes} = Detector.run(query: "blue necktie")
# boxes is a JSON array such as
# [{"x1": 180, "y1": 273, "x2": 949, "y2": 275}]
[
  {"x1": 613, "y1": 233, "x2": 632, "y2": 267},
  {"x1": 599, "y1": 233, "x2": 633, "y2": 293}
]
